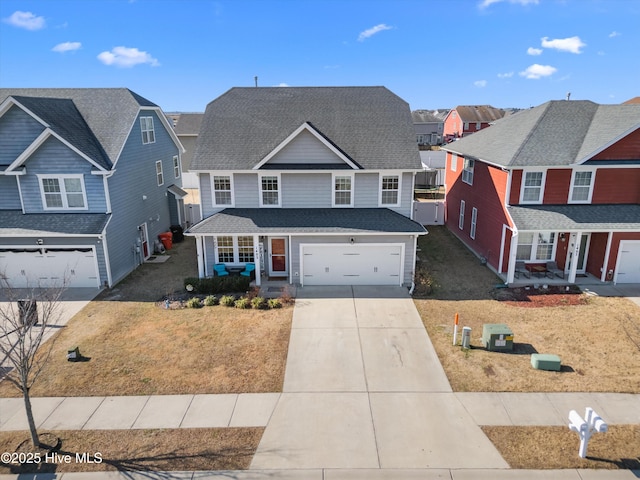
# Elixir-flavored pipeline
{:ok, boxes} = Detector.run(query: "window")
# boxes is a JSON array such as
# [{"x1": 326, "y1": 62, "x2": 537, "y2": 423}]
[
  {"x1": 464, "y1": 122, "x2": 469, "y2": 130},
  {"x1": 459, "y1": 200, "x2": 465, "y2": 230},
  {"x1": 521, "y1": 171, "x2": 545, "y2": 203},
  {"x1": 39, "y1": 175, "x2": 87, "y2": 210},
  {"x1": 213, "y1": 176, "x2": 233, "y2": 206},
  {"x1": 476, "y1": 122, "x2": 481, "y2": 130},
  {"x1": 333, "y1": 174, "x2": 353, "y2": 207},
  {"x1": 462, "y1": 158, "x2": 474, "y2": 185},
  {"x1": 516, "y1": 232, "x2": 556, "y2": 261},
  {"x1": 470, "y1": 207, "x2": 478, "y2": 239},
  {"x1": 569, "y1": 171, "x2": 594, "y2": 203},
  {"x1": 156, "y1": 161, "x2": 164, "y2": 186},
  {"x1": 237, "y1": 236, "x2": 255, "y2": 263},
  {"x1": 260, "y1": 175, "x2": 280, "y2": 206},
  {"x1": 216, "y1": 236, "x2": 234, "y2": 263},
  {"x1": 380, "y1": 175, "x2": 400, "y2": 206},
  {"x1": 140, "y1": 117, "x2": 155, "y2": 144},
  {"x1": 173, "y1": 155, "x2": 180, "y2": 179},
  {"x1": 450, "y1": 154, "x2": 458, "y2": 172},
  {"x1": 216, "y1": 236, "x2": 254, "y2": 263}
]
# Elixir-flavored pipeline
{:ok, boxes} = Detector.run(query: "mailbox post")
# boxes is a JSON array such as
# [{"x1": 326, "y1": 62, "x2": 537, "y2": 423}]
[{"x1": 568, "y1": 407, "x2": 608, "y2": 458}]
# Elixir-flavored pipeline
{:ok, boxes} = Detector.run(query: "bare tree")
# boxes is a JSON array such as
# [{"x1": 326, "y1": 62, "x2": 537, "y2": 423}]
[{"x1": 0, "y1": 276, "x2": 65, "y2": 448}]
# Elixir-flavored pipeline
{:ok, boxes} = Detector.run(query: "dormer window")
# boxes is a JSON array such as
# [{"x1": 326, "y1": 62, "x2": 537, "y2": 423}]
[
  {"x1": 38, "y1": 175, "x2": 87, "y2": 210},
  {"x1": 141, "y1": 117, "x2": 155, "y2": 144}
]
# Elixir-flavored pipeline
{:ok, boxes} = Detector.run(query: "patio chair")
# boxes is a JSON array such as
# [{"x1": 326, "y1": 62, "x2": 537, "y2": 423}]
[
  {"x1": 213, "y1": 263, "x2": 229, "y2": 277},
  {"x1": 546, "y1": 261, "x2": 565, "y2": 279},
  {"x1": 240, "y1": 263, "x2": 256, "y2": 278},
  {"x1": 515, "y1": 261, "x2": 530, "y2": 279}
]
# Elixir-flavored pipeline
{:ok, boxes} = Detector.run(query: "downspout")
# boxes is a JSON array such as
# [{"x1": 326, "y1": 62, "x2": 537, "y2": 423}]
[{"x1": 101, "y1": 216, "x2": 114, "y2": 288}]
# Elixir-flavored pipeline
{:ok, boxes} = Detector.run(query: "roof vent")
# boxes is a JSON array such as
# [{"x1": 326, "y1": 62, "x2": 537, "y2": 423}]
[{"x1": 566, "y1": 92, "x2": 571, "y2": 101}]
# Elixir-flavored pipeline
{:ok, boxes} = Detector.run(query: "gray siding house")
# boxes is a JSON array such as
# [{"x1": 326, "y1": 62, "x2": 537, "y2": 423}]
[
  {"x1": 187, "y1": 86, "x2": 427, "y2": 287},
  {"x1": 0, "y1": 88, "x2": 185, "y2": 288}
]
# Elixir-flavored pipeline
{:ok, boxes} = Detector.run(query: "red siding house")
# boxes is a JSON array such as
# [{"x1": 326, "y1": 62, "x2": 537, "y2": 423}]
[
  {"x1": 442, "y1": 100, "x2": 640, "y2": 285},
  {"x1": 443, "y1": 105, "x2": 505, "y2": 142}
]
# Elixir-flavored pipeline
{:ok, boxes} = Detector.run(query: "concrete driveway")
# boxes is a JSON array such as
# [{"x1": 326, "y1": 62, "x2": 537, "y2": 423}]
[
  {"x1": 580, "y1": 283, "x2": 640, "y2": 308},
  {"x1": 251, "y1": 286, "x2": 508, "y2": 470}
]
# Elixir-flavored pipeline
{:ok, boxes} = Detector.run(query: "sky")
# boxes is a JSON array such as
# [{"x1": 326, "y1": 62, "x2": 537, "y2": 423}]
[{"x1": 1, "y1": 0, "x2": 639, "y2": 112}]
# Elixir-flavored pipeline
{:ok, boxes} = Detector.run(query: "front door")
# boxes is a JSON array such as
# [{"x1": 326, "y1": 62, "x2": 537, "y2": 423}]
[
  {"x1": 139, "y1": 223, "x2": 150, "y2": 260},
  {"x1": 269, "y1": 237, "x2": 287, "y2": 277},
  {"x1": 566, "y1": 233, "x2": 590, "y2": 275}
]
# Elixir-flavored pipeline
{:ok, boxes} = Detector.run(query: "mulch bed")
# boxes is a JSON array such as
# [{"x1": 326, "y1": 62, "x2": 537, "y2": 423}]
[{"x1": 493, "y1": 285, "x2": 588, "y2": 308}]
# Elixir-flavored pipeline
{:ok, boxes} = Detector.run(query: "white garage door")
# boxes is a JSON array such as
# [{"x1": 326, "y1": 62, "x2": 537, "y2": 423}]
[
  {"x1": 301, "y1": 244, "x2": 403, "y2": 286},
  {"x1": 0, "y1": 248, "x2": 99, "y2": 288},
  {"x1": 615, "y1": 240, "x2": 640, "y2": 284}
]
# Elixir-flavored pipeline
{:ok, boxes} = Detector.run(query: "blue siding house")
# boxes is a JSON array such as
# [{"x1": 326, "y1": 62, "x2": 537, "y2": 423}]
[
  {"x1": 187, "y1": 87, "x2": 427, "y2": 287},
  {"x1": 0, "y1": 88, "x2": 185, "y2": 288}
]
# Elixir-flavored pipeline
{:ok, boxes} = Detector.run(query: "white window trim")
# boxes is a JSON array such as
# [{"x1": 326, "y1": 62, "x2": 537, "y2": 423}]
[
  {"x1": 450, "y1": 153, "x2": 458, "y2": 172},
  {"x1": 173, "y1": 155, "x2": 181, "y2": 179},
  {"x1": 211, "y1": 174, "x2": 235, "y2": 207},
  {"x1": 470, "y1": 207, "x2": 478, "y2": 239},
  {"x1": 140, "y1": 116, "x2": 156, "y2": 145},
  {"x1": 459, "y1": 200, "x2": 465, "y2": 230},
  {"x1": 378, "y1": 172, "x2": 402, "y2": 207},
  {"x1": 332, "y1": 172, "x2": 355, "y2": 208},
  {"x1": 37, "y1": 174, "x2": 88, "y2": 211},
  {"x1": 215, "y1": 235, "x2": 255, "y2": 264},
  {"x1": 516, "y1": 231, "x2": 558, "y2": 262},
  {"x1": 462, "y1": 158, "x2": 474, "y2": 185},
  {"x1": 568, "y1": 169, "x2": 595, "y2": 204},
  {"x1": 519, "y1": 170, "x2": 547, "y2": 204},
  {"x1": 156, "y1": 160, "x2": 164, "y2": 186},
  {"x1": 259, "y1": 173, "x2": 281, "y2": 207}
]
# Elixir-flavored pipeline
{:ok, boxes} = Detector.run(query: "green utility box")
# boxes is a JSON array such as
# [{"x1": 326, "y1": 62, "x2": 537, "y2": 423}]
[
  {"x1": 531, "y1": 353, "x2": 561, "y2": 371},
  {"x1": 482, "y1": 323, "x2": 514, "y2": 352}
]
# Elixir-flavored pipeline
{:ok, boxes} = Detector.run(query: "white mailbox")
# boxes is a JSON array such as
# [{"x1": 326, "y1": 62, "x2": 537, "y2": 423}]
[{"x1": 568, "y1": 407, "x2": 608, "y2": 458}]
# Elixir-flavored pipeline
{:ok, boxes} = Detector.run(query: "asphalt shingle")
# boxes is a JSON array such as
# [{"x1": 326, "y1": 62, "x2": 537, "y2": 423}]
[
  {"x1": 508, "y1": 204, "x2": 640, "y2": 231},
  {"x1": 0, "y1": 210, "x2": 111, "y2": 236}
]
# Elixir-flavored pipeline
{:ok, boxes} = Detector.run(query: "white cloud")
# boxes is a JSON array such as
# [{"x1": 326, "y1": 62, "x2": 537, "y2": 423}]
[
  {"x1": 541, "y1": 36, "x2": 586, "y2": 54},
  {"x1": 52, "y1": 41, "x2": 81, "y2": 53},
  {"x1": 498, "y1": 71, "x2": 514, "y2": 78},
  {"x1": 97, "y1": 46, "x2": 159, "y2": 68},
  {"x1": 519, "y1": 64, "x2": 557, "y2": 79},
  {"x1": 3, "y1": 11, "x2": 45, "y2": 30},
  {"x1": 479, "y1": 0, "x2": 538, "y2": 9},
  {"x1": 609, "y1": 31, "x2": 621, "y2": 38},
  {"x1": 276, "y1": 83, "x2": 289, "y2": 87},
  {"x1": 474, "y1": 80, "x2": 488, "y2": 88},
  {"x1": 358, "y1": 23, "x2": 393, "y2": 42},
  {"x1": 527, "y1": 47, "x2": 543, "y2": 56}
]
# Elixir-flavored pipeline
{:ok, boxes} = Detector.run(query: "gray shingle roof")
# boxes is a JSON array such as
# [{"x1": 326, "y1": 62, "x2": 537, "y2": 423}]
[
  {"x1": 10, "y1": 96, "x2": 111, "y2": 170},
  {"x1": 0, "y1": 88, "x2": 158, "y2": 165},
  {"x1": 0, "y1": 210, "x2": 111, "y2": 236},
  {"x1": 187, "y1": 208, "x2": 427, "y2": 235},
  {"x1": 191, "y1": 87, "x2": 421, "y2": 171},
  {"x1": 452, "y1": 105, "x2": 505, "y2": 123},
  {"x1": 443, "y1": 100, "x2": 640, "y2": 167},
  {"x1": 173, "y1": 113, "x2": 204, "y2": 135},
  {"x1": 509, "y1": 204, "x2": 640, "y2": 231}
]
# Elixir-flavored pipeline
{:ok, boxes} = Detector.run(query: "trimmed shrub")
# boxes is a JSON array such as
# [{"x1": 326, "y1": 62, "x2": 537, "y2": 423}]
[
  {"x1": 234, "y1": 297, "x2": 251, "y2": 309},
  {"x1": 251, "y1": 296, "x2": 267, "y2": 309},
  {"x1": 186, "y1": 297, "x2": 202, "y2": 309},
  {"x1": 183, "y1": 276, "x2": 251, "y2": 294},
  {"x1": 220, "y1": 295, "x2": 235, "y2": 307},
  {"x1": 203, "y1": 295, "x2": 219, "y2": 307},
  {"x1": 267, "y1": 298, "x2": 282, "y2": 309}
]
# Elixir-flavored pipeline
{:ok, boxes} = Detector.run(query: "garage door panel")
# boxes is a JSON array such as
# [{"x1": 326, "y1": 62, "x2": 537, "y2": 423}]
[
  {"x1": 302, "y1": 244, "x2": 402, "y2": 286},
  {"x1": 0, "y1": 248, "x2": 98, "y2": 288},
  {"x1": 616, "y1": 241, "x2": 640, "y2": 284}
]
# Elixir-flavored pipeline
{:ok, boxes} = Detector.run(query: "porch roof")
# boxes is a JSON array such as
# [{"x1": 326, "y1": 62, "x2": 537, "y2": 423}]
[
  {"x1": 187, "y1": 208, "x2": 427, "y2": 235},
  {"x1": 0, "y1": 210, "x2": 111, "y2": 236},
  {"x1": 509, "y1": 204, "x2": 640, "y2": 232}
]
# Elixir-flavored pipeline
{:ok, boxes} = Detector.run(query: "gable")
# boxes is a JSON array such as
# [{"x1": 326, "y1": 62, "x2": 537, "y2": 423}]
[
  {"x1": 588, "y1": 127, "x2": 640, "y2": 163},
  {"x1": 0, "y1": 104, "x2": 45, "y2": 168}
]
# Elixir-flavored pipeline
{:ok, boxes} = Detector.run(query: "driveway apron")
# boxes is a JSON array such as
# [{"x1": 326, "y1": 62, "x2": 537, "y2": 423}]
[{"x1": 251, "y1": 286, "x2": 508, "y2": 470}]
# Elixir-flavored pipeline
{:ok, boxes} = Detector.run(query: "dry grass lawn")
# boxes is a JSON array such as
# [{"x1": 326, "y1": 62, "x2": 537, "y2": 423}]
[
  {"x1": 483, "y1": 425, "x2": 640, "y2": 470},
  {"x1": 0, "y1": 238, "x2": 293, "y2": 397},
  {"x1": 414, "y1": 227, "x2": 640, "y2": 393},
  {"x1": 0, "y1": 428, "x2": 262, "y2": 473}
]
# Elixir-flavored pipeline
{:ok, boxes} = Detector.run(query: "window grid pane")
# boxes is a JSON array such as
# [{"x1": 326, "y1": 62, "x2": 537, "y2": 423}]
[
  {"x1": 571, "y1": 172, "x2": 592, "y2": 202},
  {"x1": 217, "y1": 236, "x2": 234, "y2": 263},
  {"x1": 334, "y1": 176, "x2": 352, "y2": 205},
  {"x1": 213, "y1": 176, "x2": 232, "y2": 205},
  {"x1": 237, "y1": 236, "x2": 254, "y2": 263},
  {"x1": 381, "y1": 176, "x2": 399, "y2": 205},
  {"x1": 261, "y1": 176, "x2": 279, "y2": 205}
]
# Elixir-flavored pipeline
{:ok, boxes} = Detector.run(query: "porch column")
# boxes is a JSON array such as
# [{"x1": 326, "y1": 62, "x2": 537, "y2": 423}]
[
  {"x1": 567, "y1": 231, "x2": 582, "y2": 284},
  {"x1": 506, "y1": 230, "x2": 518, "y2": 284},
  {"x1": 196, "y1": 235, "x2": 204, "y2": 278},
  {"x1": 253, "y1": 234, "x2": 261, "y2": 286}
]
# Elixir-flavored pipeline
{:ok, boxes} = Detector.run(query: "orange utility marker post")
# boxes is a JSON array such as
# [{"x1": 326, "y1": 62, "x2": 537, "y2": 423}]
[{"x1": 453, "y1": 313, "x2": 459, "y2": 346}]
